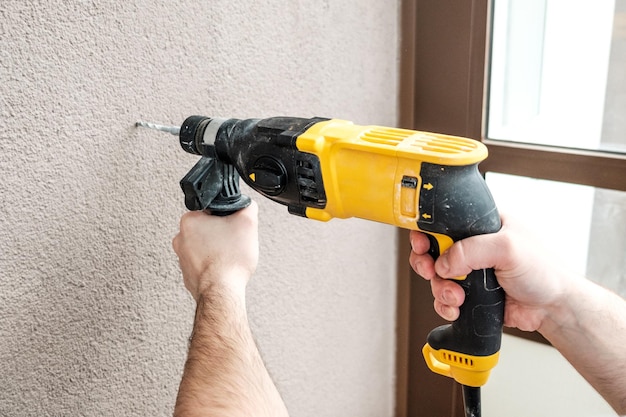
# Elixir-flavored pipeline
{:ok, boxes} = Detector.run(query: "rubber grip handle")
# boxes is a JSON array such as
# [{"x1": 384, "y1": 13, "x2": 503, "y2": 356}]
[
  {"x1": 428, "y1": 268, "x2": 504, "y2": 356},
  {"x1": 422, "y1": 267, "x2": 504, "y2": 387},
  {"x1": 417, "y1": 162, "x2": 503, "y2": 387}
]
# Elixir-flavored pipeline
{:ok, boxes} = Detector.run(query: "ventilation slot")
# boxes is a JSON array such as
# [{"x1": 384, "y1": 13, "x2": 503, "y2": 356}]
[
  {"x1": 296, "y1": 159, "x2": 323, "y2": 204},
  {"x1": 360, "y1": 127, "x2": 414, "y2": 146},
  {"x1": 409, "y1": 134, "x2": 481, "y2": 155},
  {"x1": 442, "y1": 352, "x2": 475, "y2": 368}
]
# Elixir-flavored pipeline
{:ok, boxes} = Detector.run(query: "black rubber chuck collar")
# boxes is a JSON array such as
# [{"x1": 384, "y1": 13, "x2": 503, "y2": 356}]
[{"x1": 179, "y1": 115, "x2": 211, "y2": 155}]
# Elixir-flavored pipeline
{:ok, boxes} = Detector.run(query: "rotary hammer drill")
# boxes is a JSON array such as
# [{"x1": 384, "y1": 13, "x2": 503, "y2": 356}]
[{"x1": 137, "y1": 115, "x2": 504, "y2": 415}]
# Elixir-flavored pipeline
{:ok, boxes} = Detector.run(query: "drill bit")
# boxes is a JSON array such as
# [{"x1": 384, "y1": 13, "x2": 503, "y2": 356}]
[{"x1": 135, "y1": 120, "x2": 181, "y2": 136}]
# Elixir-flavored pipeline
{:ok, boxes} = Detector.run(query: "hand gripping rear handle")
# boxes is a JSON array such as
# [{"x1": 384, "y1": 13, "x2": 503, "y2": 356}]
[
  {"x1": 416, "y1": 162, "x2": 504, "y2": 387},
  {"x1": 422, "y1": 267, "x2": 504, "y2": 387}
]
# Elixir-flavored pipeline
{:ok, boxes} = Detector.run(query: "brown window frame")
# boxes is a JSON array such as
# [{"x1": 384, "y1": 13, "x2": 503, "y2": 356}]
[{"x1": 395, "y1": 1, "x2": 626, "y2": 416}]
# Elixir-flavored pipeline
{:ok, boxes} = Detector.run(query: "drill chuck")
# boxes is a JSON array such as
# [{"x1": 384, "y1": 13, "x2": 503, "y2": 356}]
[
  {"x1": 178, "y1": 115, "x2": 209, "y2": 155},
  {"x1": 178, "y1": 116, "x2": 231, "y2": 156}
]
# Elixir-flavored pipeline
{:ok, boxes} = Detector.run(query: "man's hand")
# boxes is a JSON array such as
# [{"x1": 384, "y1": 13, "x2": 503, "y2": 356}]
[
  {"x1": 172, "y1": 202, "x2": 290, "y2": 417},
  {"x1": 172, "y1": 202, "x2": 259, "y2": 301},
  {"x1": 409, "y1": 214, "x2": 626, "y2": 413},
  {"x1": 409, "y1": 215, "x2": 570, "y2": 332}
]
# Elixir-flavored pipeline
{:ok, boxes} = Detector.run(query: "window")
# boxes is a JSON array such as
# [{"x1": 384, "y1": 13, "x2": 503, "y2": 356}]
[
  {"x1": 482, "y1": 0, "x2": 626, "y2": 191},
  {"x1": 488, "y1": 0, "x2": 625, "y2": 153},
  {"x1": 485, "y1": 0, "x2": 626, "y2": 298}
]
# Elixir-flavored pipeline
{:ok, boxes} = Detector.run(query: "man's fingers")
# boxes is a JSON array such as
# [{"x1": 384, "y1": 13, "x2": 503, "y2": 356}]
[
  {"x1": 409, "y1": 230, "x2": 431, "y2": 254},
  {"x1": 409, "y1": 231, "x2": 438, "y2": 280},
  {"x1": 430, "y1": 276, "x2": 464, "y2": 321},
  {"x1": 435, "y1": 232, "x2": 511, "y2": 278},
  {"x1": 431, "y1": 276, "x2": 464, "y2": 306},
  {"x1": 434, "y1": 300, "x2": 460, "y2": 321},
  {"x1": 409, "y1": 250, "x2": 436, "y2": 280}
]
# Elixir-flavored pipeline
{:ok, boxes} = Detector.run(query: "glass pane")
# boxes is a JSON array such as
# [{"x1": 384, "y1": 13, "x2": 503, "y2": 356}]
[
  {"x1": 487, "y1": 0, "x2": 626, "y2": 154},
  {"x1": 486, "y1": 172, "x2": 626, "y2": 297}
]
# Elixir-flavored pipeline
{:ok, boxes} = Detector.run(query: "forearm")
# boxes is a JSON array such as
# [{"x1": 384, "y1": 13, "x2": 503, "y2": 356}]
[
  {"x1": 174, "y1": 283, "x2": 289, "y2": 417},
  {"x1": 538, "y1": 277, "x2": 626, "y2": 414}
]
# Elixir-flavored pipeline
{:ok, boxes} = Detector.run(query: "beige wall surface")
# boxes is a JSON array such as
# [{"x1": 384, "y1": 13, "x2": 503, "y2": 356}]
[{"x1": 0, "y1": 1, "x2": 399, "y2": 416}]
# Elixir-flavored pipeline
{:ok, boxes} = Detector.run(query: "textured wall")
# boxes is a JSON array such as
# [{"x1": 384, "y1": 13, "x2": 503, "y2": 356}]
[{"x1": 0, "y1": 1, "x2": 398, "y2": 416}]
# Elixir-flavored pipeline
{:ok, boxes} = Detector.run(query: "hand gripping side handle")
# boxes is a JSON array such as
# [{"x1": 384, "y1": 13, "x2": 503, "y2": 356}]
[{"x1": 180, "y1": 157, "x2": 251, "y2": 216}]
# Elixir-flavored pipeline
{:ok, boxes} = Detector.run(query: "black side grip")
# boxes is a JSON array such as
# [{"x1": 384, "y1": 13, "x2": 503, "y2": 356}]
[{"x1": 180, "y1": 157, "x2": 251, "y2": 215}]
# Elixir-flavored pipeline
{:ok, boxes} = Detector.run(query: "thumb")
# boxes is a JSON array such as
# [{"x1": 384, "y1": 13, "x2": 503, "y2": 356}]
[{"x1": 435, "y1": 234, "x2": 503, "y2": 278}]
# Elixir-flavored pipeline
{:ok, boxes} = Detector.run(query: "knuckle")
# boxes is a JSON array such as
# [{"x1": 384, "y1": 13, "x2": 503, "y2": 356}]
[
  {"x1": 179, "y1": 211, "x2": 200, "y2": 233},
  {"x1": 450, "y1": 239, "x2": 466, "y2": 262}
]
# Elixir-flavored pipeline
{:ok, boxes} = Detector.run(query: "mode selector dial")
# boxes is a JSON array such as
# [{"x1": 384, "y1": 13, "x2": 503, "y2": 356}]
[{"x1": 249, "y1": 156, "x2": 287, "y2": 196}]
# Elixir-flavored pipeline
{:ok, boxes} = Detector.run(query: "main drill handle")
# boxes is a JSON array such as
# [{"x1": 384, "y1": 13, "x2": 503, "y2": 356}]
[
  {"x1": 422, "y1": 268, "x2": 504, "y2": 387},
  {"x1": 453, "y1": 268, "x2": 504, "y2": 355},
  {"x1": 416, "y1": 161, "x2": 504, "y2": 387}
]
